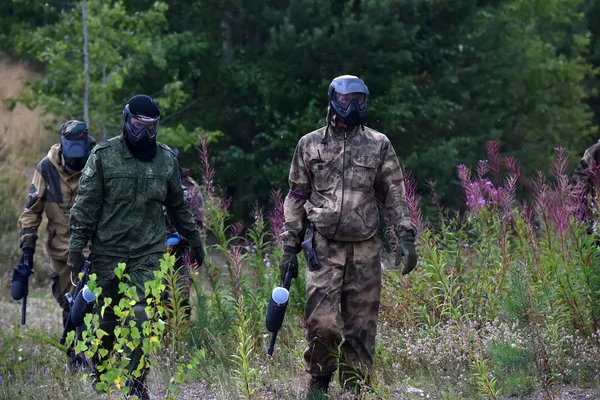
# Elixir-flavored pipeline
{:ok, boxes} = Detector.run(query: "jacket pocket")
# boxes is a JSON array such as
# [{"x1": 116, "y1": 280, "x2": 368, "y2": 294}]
[
  {"x1": 46, "y1": 227, "x2": 57, "y2": 250},
  {"x1": 308, "y1": 158, "x2": 335, "y2": 192},
  {"x1": 349, "y1": 155, "x2": 379, "y2": 191},
  {"x1": 104, "y1": 172, "x2": 137, "y2": 205},
  {"x1": 144, "y1": 173, "x2": 168, "y2": 203}
]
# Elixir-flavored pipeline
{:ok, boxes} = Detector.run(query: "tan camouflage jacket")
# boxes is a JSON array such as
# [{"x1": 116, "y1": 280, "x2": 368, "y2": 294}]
[
  {"x1": 281, "y1": 120, "x2": 416, "y2": 247},
  {"x1": 17, "y1": 144, "x2": 83, "y2": 261}
]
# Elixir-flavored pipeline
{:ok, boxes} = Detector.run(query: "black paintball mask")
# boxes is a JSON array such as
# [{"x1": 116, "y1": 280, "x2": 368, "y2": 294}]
[
  {"x1": 60, "y1": 120, "x2": 91, "y2": 172},
  {"x1": 123, "y1": 94, "x2": 161, "y2": 161},
  {"x1": 328, "y1": 75, "x2": 369, "y2": 127}
]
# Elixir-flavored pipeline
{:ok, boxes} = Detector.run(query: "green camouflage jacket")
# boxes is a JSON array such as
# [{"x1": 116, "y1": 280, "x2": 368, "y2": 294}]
[
  {"x1": 281, "y1": 120, "x2": 416, "y2": 247},
  {"x1": 69, "y1": 135, "x2": 202, "y2": 257}
]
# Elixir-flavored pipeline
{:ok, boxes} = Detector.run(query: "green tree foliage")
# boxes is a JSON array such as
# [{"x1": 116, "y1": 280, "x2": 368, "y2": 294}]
[{"x1": 3, "y1": 0, "x2": 598, "y2": 216}]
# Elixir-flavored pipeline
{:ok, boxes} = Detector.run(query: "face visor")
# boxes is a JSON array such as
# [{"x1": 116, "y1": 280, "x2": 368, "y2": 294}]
[
  {"x1": 332, "y1": 92, "x2": 367, "y2": 112},
  {"x1": 60, "y1": 134, "x2": 91, "y2": 171},
  {"x1": 125, "y1": 113, "x2": 160, "y2": 140}
]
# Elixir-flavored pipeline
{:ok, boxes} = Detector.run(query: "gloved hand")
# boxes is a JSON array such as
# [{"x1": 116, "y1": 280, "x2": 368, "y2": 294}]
[
  {"x1": 189, "y1": 245, "x2": 205, "y2": 268},
  {"x1": 279, "y1": 245, "x2": 299, "y2": 283},
  {"x1": 395, "y1": 237, "x2": 418, "y2": 275},
  {"x1": 21, "y1": 247, "x2": 35, "y2": 269},
  {"x1": 67, "y1": 251, "x2": 85, "y2": 275}
]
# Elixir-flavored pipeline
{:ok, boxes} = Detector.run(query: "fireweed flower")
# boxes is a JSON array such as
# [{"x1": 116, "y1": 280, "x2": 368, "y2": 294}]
[{"x1": 486, "y1": 141, "x2": 502, "y2": 185}]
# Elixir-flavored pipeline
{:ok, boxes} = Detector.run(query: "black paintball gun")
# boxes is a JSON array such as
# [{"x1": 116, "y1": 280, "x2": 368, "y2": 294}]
[
  {"x1": 266, "y1": 262, "x2": 294, "y2": 356},
  {"x1": 11, "y1": 251, "x2": 34, "y2": 325},
  {"x1": 60, "y1": 260, "x2": 94, "y2": 348}
]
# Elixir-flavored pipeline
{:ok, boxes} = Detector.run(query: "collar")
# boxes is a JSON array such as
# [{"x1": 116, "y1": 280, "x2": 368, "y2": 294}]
[{"x1": 119, "y1": 134, "x2": 134, "y2": 159}]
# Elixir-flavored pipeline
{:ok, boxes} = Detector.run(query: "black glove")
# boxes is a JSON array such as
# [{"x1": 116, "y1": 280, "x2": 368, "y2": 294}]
[
  {"x1": 67, "y1": 251, "x2": 85, "y2": 275},
  {"x1": 279, "y1": 245, "x2": 299, "y2": 283},
  {"x1": 21, "y1": 247, "x2": 35, "y2": 269},
  {"x1": 395, "y1": 237, "x2": 418, "y2": 275},
  {"x1": 189, "y1": 245, "x2": 205, "y2": 268}
]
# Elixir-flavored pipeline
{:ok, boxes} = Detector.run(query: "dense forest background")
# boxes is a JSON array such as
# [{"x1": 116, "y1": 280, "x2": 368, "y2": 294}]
[{"x1": 1, "y1": 0, "x2": 600, "y2": 218}]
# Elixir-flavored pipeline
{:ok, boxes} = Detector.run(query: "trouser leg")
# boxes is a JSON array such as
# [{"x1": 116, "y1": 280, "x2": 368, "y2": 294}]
[
  {"x1": 49, "y1": 257, "x2": 75, "y2": 310},
  {"x1": 339, "y1": 236, "x2": 382, "y2": 390},
  {"x1": 90, "y1": 252, "x2": 161, "y2": 389},
  {"x1": 304, "y1": 230, "x2": 346, "y2": 377}
]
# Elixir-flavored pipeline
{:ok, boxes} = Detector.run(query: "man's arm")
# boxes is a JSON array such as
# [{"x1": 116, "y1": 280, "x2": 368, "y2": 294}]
[
  {"x1": 281, "y1": 139, "x2": 310, "y2": 249},
  {"x1": 69, "y1": 152, "x2": 104, "y2": 252},
  {"x1": 164, "y1": 161, "x2": 202, "y2": 248},
  {"x1": 17, "y1": 163, "x2": 48, "y2": 250},
  {"x1": 374, "y1": 138, "x2": 417, "y2": 240},
  {"x1": 185, "y1": 176, "x2": 205, "y2": 230},
  {"x1": 571, "y1": 144, "x2": 600, "y2": 192}
]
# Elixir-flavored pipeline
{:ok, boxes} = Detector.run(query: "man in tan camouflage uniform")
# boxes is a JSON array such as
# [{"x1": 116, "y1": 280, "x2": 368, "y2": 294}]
[
  {"x1": 280, "y1": 75, "x2": 418, "y2": 398},
  {"x1": 17, "y1": 120, "x2": 92, "y2": 327}
]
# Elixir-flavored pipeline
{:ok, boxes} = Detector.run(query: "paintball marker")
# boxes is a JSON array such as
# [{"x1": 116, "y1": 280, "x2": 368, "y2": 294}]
[
  {"x1": 60, "y1": 260, "x2": 94, "y2": 347},
  {"x1": 11, "y1": 251, "x2": 34, "y2": 325},
  {"x1": 266, "y1": 262, "x2": 294, "y2": 356}
]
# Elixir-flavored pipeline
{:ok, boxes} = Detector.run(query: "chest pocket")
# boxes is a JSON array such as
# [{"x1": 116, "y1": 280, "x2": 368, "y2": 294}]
[
  {"x1": 104, "y1": 172, "x2": 137, "y2": 204},
  {"x1": 144, "y1": 173, "x2": 168, "y2": 203},
  {"x1": 349, "y1": 155, "x2": 379, "y2": 191},
  {"x1": 308, "y1": 156, "x2": 336, "y2": 192}
]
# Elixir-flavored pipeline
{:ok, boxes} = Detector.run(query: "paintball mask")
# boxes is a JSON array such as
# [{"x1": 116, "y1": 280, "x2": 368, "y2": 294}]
[
  {"x1": 328, "y1": 75, "x2": 369, "y2": 126},
  {"x1": 123, "y1": 94, "x2": 161, "y2": 146},
  {"x1": 60, "y1": 120, "x2": 91, "y2": 172}
]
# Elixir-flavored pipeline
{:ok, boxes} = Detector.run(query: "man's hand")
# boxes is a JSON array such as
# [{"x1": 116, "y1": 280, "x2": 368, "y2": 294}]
[
  {"x1": 189, "y1": 245, "x2": 205, "y2": 268},
  {"x1": 21, "y1": 247, "x2": 35, "y2": 269},
  {"x1": 279, "y1": 245, "x2": 299, "y2": 283},
  {"x1": 395, "y1": 237, "x2": 418, "y2": 275},
  {"x1": 67, "y1": 251, "x2": 85, "y2": 275}
]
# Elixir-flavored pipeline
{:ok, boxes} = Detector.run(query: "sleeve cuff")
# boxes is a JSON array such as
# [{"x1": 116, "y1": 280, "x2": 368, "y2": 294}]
[
  {"x1": 188, "y1": 234, "x2": 203, "y2": 248},
  {"x1": 69, "y1": 245, "x2": 84, "y2": 253}
]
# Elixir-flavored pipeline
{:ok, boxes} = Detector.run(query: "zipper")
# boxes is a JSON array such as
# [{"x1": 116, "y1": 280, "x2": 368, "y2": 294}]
[{"x1": 331, "y1": 130, "x2": 347, "y2": 239}]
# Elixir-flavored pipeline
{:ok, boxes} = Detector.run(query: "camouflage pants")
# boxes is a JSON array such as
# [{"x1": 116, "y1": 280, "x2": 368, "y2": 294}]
[
  {"x1": 89, "y1": 252, "x2": 163, "y2": 373},
  {"x1": 49, "y1": 257, "x2": 75, "y2": 310},
  {"x1": 303, "y1": 229, "x2": 382, "y2": 385}
]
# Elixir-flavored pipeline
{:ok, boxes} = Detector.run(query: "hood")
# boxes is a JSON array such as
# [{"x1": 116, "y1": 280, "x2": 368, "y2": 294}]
[{"x1": 321, "y1": 106, "x2": 362, "y2": 144}]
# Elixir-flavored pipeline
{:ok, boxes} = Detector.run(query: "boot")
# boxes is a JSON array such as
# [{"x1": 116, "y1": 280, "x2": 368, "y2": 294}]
[
  {"x1": 339, "y1": 369, "x2": 367, "y2": 398},
  {"x1": 70, "y1": 352, "x2": 92, "y2": 373},
  {"x1": 126, "y1": 370, "x2": 150, "y2": 400},
  {"x1": 306, "y1": 375, "x2": 332, "y2": 400}
]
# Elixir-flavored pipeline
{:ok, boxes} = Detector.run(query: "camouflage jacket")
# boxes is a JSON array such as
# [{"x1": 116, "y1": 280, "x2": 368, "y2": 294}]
[
  {"x1": 17, "y1": 144, "x2": 84, "y2": 260},
  {"x1": 281, "y1": 122, "x2": 416, "y2": 247},
  {"x1": 571, "y1": 141, "x2": 600, "y2": 223},
  {"x1": 69, "y1": 135, "x2": 202, "y2": 257},
  {"x1": 571, "y1": 141, "x2": 600, "y2": 190}
]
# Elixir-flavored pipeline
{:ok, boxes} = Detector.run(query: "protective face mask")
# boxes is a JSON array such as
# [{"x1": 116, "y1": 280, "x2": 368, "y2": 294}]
[{"x1": 64, "y1": 157, "x2": 87, "y2": 172}]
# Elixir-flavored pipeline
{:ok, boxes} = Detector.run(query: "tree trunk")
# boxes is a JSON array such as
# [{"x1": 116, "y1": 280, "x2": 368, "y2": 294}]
[
  {"x1": 221, "y1": 10, "x2": 233, "y2": 64},
  {"x1": 81, "y1": 0, "x2": 90, "y2": 127}
]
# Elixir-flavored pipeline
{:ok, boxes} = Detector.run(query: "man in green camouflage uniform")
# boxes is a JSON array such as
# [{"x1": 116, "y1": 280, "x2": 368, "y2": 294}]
[
  {"x1": 279, "y1": 75, "x2": 418, "y2": 398},
  {"x1": 68, "y1": 95, "x2": 205, "y2": 399},
  {"x1": 16, "y1": 120, "x2": 93, "y2": 327}
]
